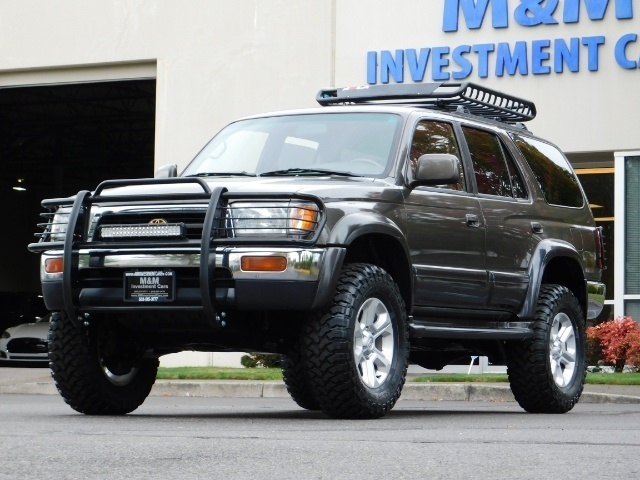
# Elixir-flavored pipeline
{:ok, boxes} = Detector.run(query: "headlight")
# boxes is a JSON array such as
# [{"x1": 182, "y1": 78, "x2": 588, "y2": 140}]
[
  {"x1": 50, "y1": 210, "x2": 70, "y2": 242},
  {"x1": 1, "y1": 330, "x2": 10, "y2": 339},
  {"x1": 229, "y1": 201, "x2": 319, "y2": 238}
]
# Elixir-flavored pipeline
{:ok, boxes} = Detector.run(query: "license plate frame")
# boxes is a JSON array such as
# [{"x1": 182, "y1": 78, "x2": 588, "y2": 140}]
[{"x1": 124, "y1": 270, "x2": 176, "y2": 303}]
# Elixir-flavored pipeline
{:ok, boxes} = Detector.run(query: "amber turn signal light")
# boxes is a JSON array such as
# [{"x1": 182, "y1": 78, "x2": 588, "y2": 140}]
[
  {"x1": 240, "y1": 256, "x2": 287, "y2": 272},
  {"x1": 45, "y1": 257, "x2": 64, "y2": 274}
]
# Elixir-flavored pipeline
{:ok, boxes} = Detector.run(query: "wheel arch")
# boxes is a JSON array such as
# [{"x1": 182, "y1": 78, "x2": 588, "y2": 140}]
[
  {"x1": 328, "y1": 213, "x2": 413, "y2": 313},
  {"x1": 519, "y1": 239, "x2": 587, "y2": 322}
]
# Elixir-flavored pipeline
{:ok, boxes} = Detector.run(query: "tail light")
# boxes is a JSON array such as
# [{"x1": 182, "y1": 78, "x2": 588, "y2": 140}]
[{"x1": 594, "y1": 226, "x2": 606, "y2": 270}]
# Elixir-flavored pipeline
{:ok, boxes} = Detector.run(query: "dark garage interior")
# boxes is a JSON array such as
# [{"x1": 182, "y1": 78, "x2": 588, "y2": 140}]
[{"x1": 0, "y1": 79, "x2": 156, "y2": 330}]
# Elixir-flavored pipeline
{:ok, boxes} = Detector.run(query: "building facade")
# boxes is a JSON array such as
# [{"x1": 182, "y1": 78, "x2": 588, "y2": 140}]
[{"x1": 1, "y1": 1, "x2": 638, "y2": 365}]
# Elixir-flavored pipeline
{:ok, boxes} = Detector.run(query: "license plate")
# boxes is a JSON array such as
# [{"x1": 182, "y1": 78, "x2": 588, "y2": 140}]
[{"x1": 124, "y1": 271, "x2": 175, "y2": 303}]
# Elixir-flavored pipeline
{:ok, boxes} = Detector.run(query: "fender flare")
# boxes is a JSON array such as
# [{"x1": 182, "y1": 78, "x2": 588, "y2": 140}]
[
  {"x1": 518, "y1": 238, "x2": 585, "y2": 321},
  {"x1": 325, "y1": 212, "x2": 414, "y2": 309}
]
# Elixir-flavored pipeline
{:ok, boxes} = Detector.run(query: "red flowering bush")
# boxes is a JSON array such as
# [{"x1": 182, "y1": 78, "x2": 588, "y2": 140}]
[{"x1": 587, "y1": 317, "x2": 640, "y2": 372}]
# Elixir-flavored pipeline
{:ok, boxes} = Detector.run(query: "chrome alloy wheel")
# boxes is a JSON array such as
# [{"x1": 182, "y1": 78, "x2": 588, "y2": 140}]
[
  {"x1": 353, "y1": 297, "x2": 395, "y2": 388},
  {"x1": 549, "y1": 312, "x2": 577, "y2": 388},
  {"x1": 100, "y1": 362, "x2": 139, "y2": 387}
]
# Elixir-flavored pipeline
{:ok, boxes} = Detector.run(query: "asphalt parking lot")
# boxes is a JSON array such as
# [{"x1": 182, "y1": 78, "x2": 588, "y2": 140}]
[{"x1": 1, "y1": 393, "x2": 639, "y2": 479}]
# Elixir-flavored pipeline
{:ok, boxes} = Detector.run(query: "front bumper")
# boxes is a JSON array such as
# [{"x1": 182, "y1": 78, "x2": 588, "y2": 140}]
[{"x1": 41, "y1": 246, "x2": 345, "y2": 314}]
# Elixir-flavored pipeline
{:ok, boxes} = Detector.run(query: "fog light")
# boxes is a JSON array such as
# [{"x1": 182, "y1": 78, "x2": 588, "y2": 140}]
[
  {"x1": 45, "y1": 257, "x2": 64, "y2": 274},
  {"x1": 240, "y1": 256, "x2": 287, "y2": 272}
]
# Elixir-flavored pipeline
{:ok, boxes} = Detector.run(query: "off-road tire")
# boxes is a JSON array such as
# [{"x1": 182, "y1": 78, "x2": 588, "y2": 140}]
[
  {"x1": 506, "y1": 284, "x2": 586, "y2": 413},
  {"x1": 282, "y1": 342, "x2": 319, "y2": 411},
  {"x1": 301, "y1": 263, "x2": 409, "y2": 419},
  {"x1": 48, "y1": 312, "x2": 158, "y2": 415}
]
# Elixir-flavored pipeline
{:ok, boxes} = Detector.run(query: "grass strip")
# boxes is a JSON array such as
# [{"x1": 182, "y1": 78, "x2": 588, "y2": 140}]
[
  {"x1": 410, "y1": 372, "x2": 640, "y2": 385},
  {"x1": 157, "y1": 366, "x2": 283, "y2": 381},
  {"x1": 156, "y1": 367, "x2": 640, "y2": 385}
]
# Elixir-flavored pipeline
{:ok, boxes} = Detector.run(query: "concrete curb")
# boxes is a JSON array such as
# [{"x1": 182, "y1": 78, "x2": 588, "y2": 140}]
[{"x1": 2, "y1": 380, "x2": 640, "y2": 404}]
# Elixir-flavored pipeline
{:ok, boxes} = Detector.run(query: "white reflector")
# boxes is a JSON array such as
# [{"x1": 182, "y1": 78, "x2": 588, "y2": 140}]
[{"x1": 99, "y1": 224, "x2": 183, "y2": 239}]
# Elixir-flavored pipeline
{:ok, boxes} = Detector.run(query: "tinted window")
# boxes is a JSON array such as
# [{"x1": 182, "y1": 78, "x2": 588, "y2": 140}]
[
  {"x1": 502, "y1": 142, "x2": 528, "y2": 199},
  {"x1": 462, "y1": 127, "x2": 512, "y2": 197},
  {"x1": 410, "y1": 121, "x2": 464, "y2": 191},
  {"x1": 512, "y1": 134, "x2": 583, "y2": 207}
]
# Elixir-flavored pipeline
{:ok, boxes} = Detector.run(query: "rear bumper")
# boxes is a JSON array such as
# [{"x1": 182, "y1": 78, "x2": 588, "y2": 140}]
[
  {"x1": 41, "y1": 246, "x2": 345, "y2": 313},
  {"x1": 587, "y1": 281, "x2": 606, "y2": 320}
]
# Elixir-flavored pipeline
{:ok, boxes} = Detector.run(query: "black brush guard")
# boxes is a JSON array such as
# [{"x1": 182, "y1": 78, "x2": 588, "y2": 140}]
[{"x1": 28, "y1": 177, "x2": 326, "y2": 330}]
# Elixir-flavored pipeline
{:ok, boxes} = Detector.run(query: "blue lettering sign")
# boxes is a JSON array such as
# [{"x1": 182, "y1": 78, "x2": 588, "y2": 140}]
[
  {"x1": 532, "y1": 39, "x2": 552, "y2": 74},
  {"x1": 406, "y1": 48, "x2": 431, "y2": 82},
  {"x1": 432, "y1": 47, "x2": 451, "y2": 80},
  {"x1": 615, "y1": 33, "x2": 638, "y2": 68},
  {"x1": 443, "y1": 0, "x2": 508, "y2": 32},
  {"x1": 381, "y1": 50, "x2": 404, "y2": 83},
  {"x1": 473, "y1": 43, "x2": 496, "y2": 78},
  {"x1": 452, "y1": 45, "x2": 473, "y2": 79},
  {"x1": 581, "y1": 36, "x2": 605, "y2": 70},
  {"x1": 563, "y1": 0, "x2": 633, "y2": 23},
  {"x1": 515, "y1": 0, "x2": 559, "y2": 26},
  {"x1": 496, "y1": 41, "x2": 529, "y2": 76},
  {"x1": 554, "y1": 38, "x2": 581, "y2": 72},
  {"x1": 367, "y1": 51, "x2": 378, "y2": 84}
]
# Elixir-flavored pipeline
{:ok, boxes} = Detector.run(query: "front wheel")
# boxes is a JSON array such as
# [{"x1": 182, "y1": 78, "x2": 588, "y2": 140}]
[
  {"x1": 506, "y1": 284, "x2": 586, "y2": 413},
  {"x1": 48, "y1": 312, "x2": 158, "y2": 415},
  {"x1": 301, "y1": 264, "x2": 409, "y2": 419}
]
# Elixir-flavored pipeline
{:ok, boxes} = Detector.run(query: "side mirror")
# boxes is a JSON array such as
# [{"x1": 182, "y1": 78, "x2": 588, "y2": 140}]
[
  {"x1": 410, "y1": 154, "x2": 461, "y2": 188},
  {"x1": 155, "y1": 164, "x2": 178, "y2": 178}
]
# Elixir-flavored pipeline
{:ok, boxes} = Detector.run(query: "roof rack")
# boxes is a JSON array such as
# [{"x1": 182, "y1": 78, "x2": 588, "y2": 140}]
[{"x1": 316, "y1": 82, "x2": 536, "y2": 123}]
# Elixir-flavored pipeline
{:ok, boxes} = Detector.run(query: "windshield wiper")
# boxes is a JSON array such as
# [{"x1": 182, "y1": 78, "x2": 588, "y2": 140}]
[
  {"x1": 186, "y1": 172, "x2": 256, "y2": 177},
  {"x1": 259, "y1": 168, "x2": 361, "y2": 177}
]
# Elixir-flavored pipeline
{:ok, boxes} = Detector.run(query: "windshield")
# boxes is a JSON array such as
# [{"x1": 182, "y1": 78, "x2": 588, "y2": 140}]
[{"x1": 182, "y1": 113, "x2": 402, "y2": 177}]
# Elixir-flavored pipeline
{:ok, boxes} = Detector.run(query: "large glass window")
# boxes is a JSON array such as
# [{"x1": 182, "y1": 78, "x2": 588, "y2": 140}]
[
  {"x1": 183, "y1": 113, "x2": 402, "y2": 178},
  {"x1": 409, "y1": 120, "x2": 463, "y2": 190},
  {"x1": 575, "y1": 168, "x2": 614, "y2": 306},
  {"x1": 512, "y1": 133, "x2": 583, "y2": 207}
]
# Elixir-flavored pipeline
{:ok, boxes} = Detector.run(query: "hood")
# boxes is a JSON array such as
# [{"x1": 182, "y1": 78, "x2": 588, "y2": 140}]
[{"x1": 94, "y1": 175, "x2": 396, "y2": 203}]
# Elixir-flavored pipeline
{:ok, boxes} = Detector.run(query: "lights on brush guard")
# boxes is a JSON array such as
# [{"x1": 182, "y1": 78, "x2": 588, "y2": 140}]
[{"x1": 228, "y1": 201, "x2": 320, "y2": 238}]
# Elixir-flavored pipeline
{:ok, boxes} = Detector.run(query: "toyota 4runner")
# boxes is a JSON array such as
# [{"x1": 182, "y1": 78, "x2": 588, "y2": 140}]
[{"x1": 29, "y1": 82, "x2": 606, "y2": 418}]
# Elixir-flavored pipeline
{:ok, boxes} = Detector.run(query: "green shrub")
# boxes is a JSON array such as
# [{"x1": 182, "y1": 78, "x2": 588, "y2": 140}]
[{"x1": 240, "y1": 353, "x2": 281, "y2": 368}]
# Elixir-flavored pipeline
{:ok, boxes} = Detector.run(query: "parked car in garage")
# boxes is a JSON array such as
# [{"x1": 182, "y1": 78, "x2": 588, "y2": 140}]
[{"x1": 0, "y1": 316, "x2": 50, "y2": 367}]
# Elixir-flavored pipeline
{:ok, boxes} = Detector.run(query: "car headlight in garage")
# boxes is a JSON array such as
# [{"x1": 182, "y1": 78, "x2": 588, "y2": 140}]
[
  {"x1": 49, "y1": 210, "x2": 70, "y2": 242},
  {"x1": 228, "y1": 201, "x2": 319, "y2": 239}
]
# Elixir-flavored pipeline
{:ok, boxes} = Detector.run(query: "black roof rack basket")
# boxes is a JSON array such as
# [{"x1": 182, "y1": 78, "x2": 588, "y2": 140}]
[{"x1": 317, "y1": 82, "x2": 536, "y2": 123}]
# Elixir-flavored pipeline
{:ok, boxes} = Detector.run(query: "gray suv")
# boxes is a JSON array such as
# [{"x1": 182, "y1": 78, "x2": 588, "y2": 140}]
[{"x1": 29, "y1": 82, "x2": 605, "y2": 418}]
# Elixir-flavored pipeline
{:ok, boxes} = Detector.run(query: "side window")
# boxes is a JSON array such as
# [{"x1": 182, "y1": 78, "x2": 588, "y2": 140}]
[
  {"x1": 462, "y1": 126, "x2": 522, "y2": 198},
  {"x1": 511, "y1": 133, "x2": 584, "y2": 208},
  {"x1": 502, "y1": 141, "x2": 528, "y2": 199},
  {"x1": 410, "y1": 120, "x2": 464, "y2": 191}
]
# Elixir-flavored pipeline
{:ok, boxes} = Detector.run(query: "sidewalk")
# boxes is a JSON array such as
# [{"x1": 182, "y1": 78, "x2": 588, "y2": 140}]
[{"x1": 2, "y1": 367, "x2": 640, "y2": 404}]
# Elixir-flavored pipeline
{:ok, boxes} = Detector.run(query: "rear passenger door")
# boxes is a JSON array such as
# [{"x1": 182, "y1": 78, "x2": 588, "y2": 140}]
[
  {"x1": 459, "y1": 125, "x2": 534, "y2": 312},
  {"x1": 405, "y1": 119, "x2": 487, "y2": 309}
]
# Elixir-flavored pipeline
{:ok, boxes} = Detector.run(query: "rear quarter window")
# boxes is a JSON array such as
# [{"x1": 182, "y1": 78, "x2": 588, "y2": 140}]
[{"x1": 511, "y1": 134, "x2": 584, "y2": 208}]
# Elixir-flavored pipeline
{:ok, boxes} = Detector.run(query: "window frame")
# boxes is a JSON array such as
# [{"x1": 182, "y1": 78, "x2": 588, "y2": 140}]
[
  {"x1": 458, "y1": 123, "x2": 530, "y2": 201},
  {"x1": 404, "y1": 116, "x2": 473, "y2": 194}
]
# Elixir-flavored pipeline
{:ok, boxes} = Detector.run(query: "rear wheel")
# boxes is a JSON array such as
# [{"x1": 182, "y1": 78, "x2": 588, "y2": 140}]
[
  {"x1": 301, "y1": 264, "x2": 408, "y2": 419},
  {"x1": 506, "y1": 284, "x2": 586, "y2": 413},
  {"x1": 48, "y1": 312, "x2": 158, "y2": 415}
]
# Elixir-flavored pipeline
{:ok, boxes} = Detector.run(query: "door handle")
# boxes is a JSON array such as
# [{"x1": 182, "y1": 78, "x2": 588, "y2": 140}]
[
  {"x1": 531, "y1": 222, "x2": 544, "y2": 234},
  {"x1": 466, "y1": 214, "x2": 480, "y2": 228}
]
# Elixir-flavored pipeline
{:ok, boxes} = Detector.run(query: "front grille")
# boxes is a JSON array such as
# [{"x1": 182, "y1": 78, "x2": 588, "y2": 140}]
[
  {"x1": 77, "y1": 266, "x2": 232, "y2": 290},
  {"x1": 7, "y1": 338, "x2": 48, "y2": 354}
]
